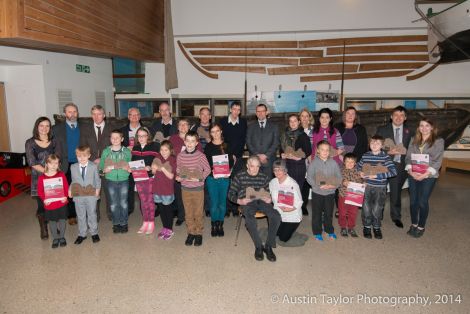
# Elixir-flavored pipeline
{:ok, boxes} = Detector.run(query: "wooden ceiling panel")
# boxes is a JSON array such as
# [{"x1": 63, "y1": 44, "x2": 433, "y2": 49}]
[
  {"x1": 268, "y1": 64, "x2": 358, "y2": 75},
  {"x1": 203, "y1": 66, "x2": 266, "y2": 74},
  {"x1": 183, "y1": 41, "x2": 298, "y2": 49},
  {"x1": 0, "y1": 0, "x2": 164, "y2": 62},
  {"x1": 359, "y1": 62, "x2": 427, "y2": 71},
  {"x1": 300, "y1": 70, "x2": 414, "y2": 82},
  {"x1": 300, "y1": 54, "x2": 429, "y2": 65},
  {"x1": 299, "y1": 35, "x2": 427, "y2": 48},
  {"x1": 327, "y1": 45, "x2": 428, "y2": 55},
  {"x1": 195, "y1": 57, "x2": 298, "y2": 65},
  {"x1": 191, "y1": 49, "x2": 322, "y2": 57}
]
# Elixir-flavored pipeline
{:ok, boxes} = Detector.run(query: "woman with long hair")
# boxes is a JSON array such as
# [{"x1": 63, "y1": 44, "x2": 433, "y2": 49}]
[
  {"x1": 311, "y1": 108, "x2": 344, "y2": 165},
  {"x1": 25, "y1": 116, "x2": 61, "y2": 240},
  {"x1": 405, "y1": 118, "x2": 444, "y2": 238}
]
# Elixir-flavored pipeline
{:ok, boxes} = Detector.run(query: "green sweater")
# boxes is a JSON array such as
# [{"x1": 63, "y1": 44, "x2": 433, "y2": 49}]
[{"x1": 99, "y1": 146, "x2": 132, "y2": 182}]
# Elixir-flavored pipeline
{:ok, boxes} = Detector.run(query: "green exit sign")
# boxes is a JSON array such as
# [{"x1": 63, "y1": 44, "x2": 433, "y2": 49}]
[{"x1": 76, "y1": 64, "x2": 90, "y2": 73}]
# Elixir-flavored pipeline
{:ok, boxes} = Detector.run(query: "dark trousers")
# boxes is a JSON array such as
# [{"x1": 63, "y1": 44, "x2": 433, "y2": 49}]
[
  {"x1": 65, "y1": 163, "x2": 77, "y2": 219},
  {"x1": 362, "y1": 185, "x2": 387, "y2": 229},
  {"x1": 311, "y1": 192, "x2": 335, "y2": 235},
  {"x1": 286, "y1": 159, "x2": 306, "y2": 190},
  {"x1": 35, "y1": 197, "x2": 45, "y2": 217},
  {"x1": 127, "y1": 175, "x2": 135, "y2": 215},
  {"x1": 173, "y1": 181, "x2": 185, "y2": 221},
  {"x1": 301, "y1": 181, "x2": 311, "y2": 214},
  {"x1": 388, "y1": 162, "x2": 407, "y2": 221},
  {"x1": 98, "y1": 176, "x2": 112, "y2": 221},
  {"x1": 158, "y1": 203, "x2": 174, "y2": 230},
  {"x1": 277, "y1": 221, "x2": 300, "y2": 242},
  {"x1": 260, "y1": 158, "x2": 274, "y2": 179},
  {"x1": 204, "y1": 182, "x2": 210, "y2": 215},
  {"x1": 227, "y1": 157, "x2": 246, "y2": 215},
  {"x1": 408, "y1": 177, "x2": 436, "y2": 228},
  {"x1": 242, "y1": 200, "x2": 281, "y2": 249}
]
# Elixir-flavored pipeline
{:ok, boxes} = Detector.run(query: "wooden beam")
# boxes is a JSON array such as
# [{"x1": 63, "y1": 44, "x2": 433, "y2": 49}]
[
  {"x1": 327, "y1": 45, "x2": 428, "y2": 55},
  {"x1": 359, "y1": 62, "x2": 428, "y2": 71},
  {"x1": 268, "y1": 64, "x2": 358, "y2": 75},
  {"x1": 203, "y1": 66, "x2": 266, "y2": 74},
  {"x1": 300, "y1": 54, "x2": 429, "y2": 65},
  {"x1": 300, "y1": 70, "x2": 413, "y2": 82},
  {"x1": 178, "y1": 40, "x2": 218, "y2": 79},
  {"x1": 195, "y1": 57, "x2": 298, "y2": 65},
  {"x1": 406, "y1": 63, "x2": 439, "y2": 81},
  {"x1": 190, "y1": 49, "x2": 322, "y2": 57},
  {"x1": 182, "y1": 41, "x2": 298, "y2": 49},
  {"x1": 299, "y1": 35, "x2": 427, "y2": 48}
]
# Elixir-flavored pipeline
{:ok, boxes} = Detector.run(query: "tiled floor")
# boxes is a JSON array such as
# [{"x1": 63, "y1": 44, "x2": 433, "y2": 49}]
[{"x1": 0, "y1": 171, "x2": 468, "y2": 313}]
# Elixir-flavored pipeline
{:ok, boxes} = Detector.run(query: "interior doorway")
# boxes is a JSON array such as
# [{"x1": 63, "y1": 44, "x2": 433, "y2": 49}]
[{"x1": 0, "y1": 82, "x2": 11, "y2": 151}]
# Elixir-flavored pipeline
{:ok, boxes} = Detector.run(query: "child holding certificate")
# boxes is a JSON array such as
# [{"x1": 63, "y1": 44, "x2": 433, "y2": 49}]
[
  {"x1": 130, "y1": 127, "x2": 159, "y2": 235},
  {"x1": 37, "y1": 154, "x2": 69, "y2": 248}
]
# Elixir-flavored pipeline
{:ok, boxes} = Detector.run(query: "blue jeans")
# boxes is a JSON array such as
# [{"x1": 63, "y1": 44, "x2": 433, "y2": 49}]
[
  {"x1": 206, "y1": 176, "x2": 229, "y2": 221},
  {"x1": 408, "y1": 177, "x2": 436, "y2": 228},
  {"x1": 107, "y1": 180, "x2": 129, "y2": 226},
  {"x1": 362, "y1": 185, "x2": 386, "y2": 229}
]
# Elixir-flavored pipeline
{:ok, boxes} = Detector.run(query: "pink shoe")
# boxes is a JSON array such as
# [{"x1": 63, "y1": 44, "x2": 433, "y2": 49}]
[
  {"x1": 137, "y1": 222, "x2": 148, "y2": 234},
  {"x1": 162, "y1": 229, "x2": 174, "y2": 240},
  {"x1": 157, "y1": 228, "x2": 166, "y2": 239},
  {"x1": 145, "y1": 222, "x2": 155, "y2": 235}
]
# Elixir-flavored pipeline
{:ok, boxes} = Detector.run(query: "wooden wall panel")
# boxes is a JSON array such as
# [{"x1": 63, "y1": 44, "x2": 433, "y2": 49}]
[
  {"x1": 327, "y1": 45, "x2": 428, "y2": 55},
  {"x1": 191, "y1": 49, "x2": 323, "y2": 57},
  {"x1": 299, "y1": 35, "x2": 427, "y2": 48},
  {"x1": 268, "y1": 64, "x2": 358, "y2": 75},
  {"x1": 195, "y1": 57, "x2": 298, "y2": 65},
  {"x1": 300, "y1": 54, "x2": 428, "y2": 65},
  {"x1": 0, "y1": 0, "x2": 164, "y2": 62},
  {"x1": 300, "y1": 70, "x2": 414, "y2": 82}
]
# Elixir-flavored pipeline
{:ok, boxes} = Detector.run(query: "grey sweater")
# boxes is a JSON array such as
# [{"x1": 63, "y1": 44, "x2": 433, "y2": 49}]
[
  {"x1": 306, "y1": 156, "x2": 342, "y2": 196},
  {"x1": 405, "y1": 137, "x2": 444, "y2": 178}
]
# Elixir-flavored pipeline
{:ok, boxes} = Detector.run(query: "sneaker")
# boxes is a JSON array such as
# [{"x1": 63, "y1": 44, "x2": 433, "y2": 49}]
[
  {"x1": 340, "y1": 228, "x2": 348, "y2": 237},
  {"x1": 51, "y1": 239, "x2": 59, "y2": 249},
  {"x1": 157, "y1": 228, "x2": 166, "y2": 239},
  {"x1": 348, "y1": 229, "x2": 358, "y2": 238},
  {"x1": 413, "y1": 228, "x2": 425, "y2": 238},
  {"x1": 113, "y1": 225, "x2": 121, "y2": 233},
  {"x1": 328, "y1": 233, "x2": 337, "y2": 240},
  {"x1": 407, "y1": 225, "x2": 417, "y2": 237},
  {"x1": 194, "y1": 235, "x2": 203, "y2": 246},
  {"x1": 314, "y1": 234, "x2": 323, "y2": 241},
  {"x1": 185, "y1": 234, "x2": 195, "y2": 246},
  {"x1": 120, "y1": 225, "x2": 128, "y2": 233},
  {"x1": 363, "y1": 227, "x2": 372, "y2": 239},
  {"x1": 162, "y1": 229, "x2": 174, "y2": 240},
  {"x1": 59, "y1": 238, "x2": 67, "y2": 247},
  {"x1": 373, "y1": 228, "x2": 383, "y2": 239}
]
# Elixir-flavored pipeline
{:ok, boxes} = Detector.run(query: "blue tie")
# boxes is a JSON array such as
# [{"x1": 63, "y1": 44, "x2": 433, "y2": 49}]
[{"x1": 81, "y1": 166, "x2": 86, "y2": 180}]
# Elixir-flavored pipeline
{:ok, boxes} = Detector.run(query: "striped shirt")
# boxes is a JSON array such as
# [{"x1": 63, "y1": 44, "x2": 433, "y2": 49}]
[
  {"x1": 357, "y1": 151, "x2": 397, "y2": 187},
  {"x1": 176, "y1": 149, "x2": 210, "y2": 189},
  {"x1": 228, "y1": 170, "x2": 270, "y2": 204}
]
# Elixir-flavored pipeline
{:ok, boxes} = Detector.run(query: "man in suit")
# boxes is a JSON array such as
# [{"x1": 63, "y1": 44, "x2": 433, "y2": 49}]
[
  {"x1": 79, "y1": 105, "x2": 113, "y2": 220},
  {"x1": 246, "y1": 103, "x2": 280, "y2": 179},
  {"x1": 220, "y1": 102, "x2": 247, "y2": 216},
  {"x1": 52, "y1": 103, "x2": 80, "y2": 225},
  {"x1": 69, "y1": 145, "x2": 101, "y2": 244},
  {"x1": 151, "y1": 102, "x2": 178, "y2": 141},
  {"x1": 376, "y1": 105, "x2": 414, "y2": 228}
]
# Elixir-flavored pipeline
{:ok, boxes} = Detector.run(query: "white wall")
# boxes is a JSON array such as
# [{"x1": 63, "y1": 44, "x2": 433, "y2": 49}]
[
  {"x1": 0, "y1": 45, "x2": 114, "y2": 153},
  {"x1": 137, "y1": 0, "x2": 470, "y2": 99}
]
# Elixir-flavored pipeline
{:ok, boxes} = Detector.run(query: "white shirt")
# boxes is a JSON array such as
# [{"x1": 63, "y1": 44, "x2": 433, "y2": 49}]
[
  {"x1": 269, "y1": 176, "x2": 303, "y2": 223},
  {"x1": 258, "y1": 119, "x2": 267, "y2": 128},
  {"x1": 94, "y1": 122, "x2": 105, "y2": 139},
  {"x1": 79, "y1": 163, "x2": 88, "y2": 177},
  {"x1": 228, "y1": 115, "x2": 239, "y2": 126}
]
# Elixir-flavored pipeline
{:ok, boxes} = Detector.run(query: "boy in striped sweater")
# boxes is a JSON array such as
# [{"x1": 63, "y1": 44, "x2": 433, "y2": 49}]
[
  {"x1": 357, "y1": 135, "x2": 397, "y2": 239},
  {"x1": 176, "y1": 131, "x2": 211, "y2": 246}
]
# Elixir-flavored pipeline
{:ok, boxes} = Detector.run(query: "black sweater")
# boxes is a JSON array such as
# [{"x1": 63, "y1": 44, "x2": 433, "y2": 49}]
[
  {"x1": 204, "y1": 142, "x2": 235, "y2": 176},
  {"x1": 219, "y1": 117, "x2": 248, "y2": 158},
  {"x1": 335, "y1": 122, "x2": 368, "y2": 161}
]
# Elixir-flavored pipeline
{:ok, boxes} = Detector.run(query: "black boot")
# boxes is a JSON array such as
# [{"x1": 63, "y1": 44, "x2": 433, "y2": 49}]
[
  {"x1": 217, "y1": 221, "x2": 224, "y2": 237},
  {"x1": 211, "y1": 221, "x2": 217, "y2": 237},
  {"x1": 37, "y1": 214, "x2": 48, "y2": 240}
]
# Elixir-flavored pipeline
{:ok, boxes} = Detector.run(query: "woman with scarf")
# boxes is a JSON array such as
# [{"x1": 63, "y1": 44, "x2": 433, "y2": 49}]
[{"x1": 280, "y1": 114, "x2": 312, "y2": 190}]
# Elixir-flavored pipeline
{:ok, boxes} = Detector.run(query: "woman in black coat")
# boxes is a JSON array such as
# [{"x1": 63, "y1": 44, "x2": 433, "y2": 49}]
[{"x1": 334, "y1": 107, "x2": 368, "y2": 161}]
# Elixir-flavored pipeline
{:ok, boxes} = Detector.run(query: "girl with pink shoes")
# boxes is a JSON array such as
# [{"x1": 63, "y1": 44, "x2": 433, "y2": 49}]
[
  {"x1": 151, "y1": 140, "x2": 177, "y2": 240},
  {"x1": 130, "y1": 127, "x2": 159, "y2": 235}
]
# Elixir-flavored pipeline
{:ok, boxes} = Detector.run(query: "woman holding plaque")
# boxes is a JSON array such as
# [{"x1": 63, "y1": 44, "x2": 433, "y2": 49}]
[
  {"x1": 269, "y1": 159, "x2": 303, "y2": 242},
  {"x1": 311, "y1": 108, "x2": 344, "y2": 166},
  {"x1": 25, "y1": 116, "x2": 61, "y2": 240},
  {"x1": 204, "y1": 124, "x2": 234, "y2": 237},
  {"x1": 280, "y1": 114, "x2": 312, "y2": 191},
  {"x1": 405, "y1": 118, "x2": 444, "y2": 238},
  {"x1": 130, "y1": 127, "x2": 160, "y2": 235}
]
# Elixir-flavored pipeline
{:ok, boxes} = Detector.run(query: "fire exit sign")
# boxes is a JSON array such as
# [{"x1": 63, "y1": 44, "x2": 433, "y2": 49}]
[{"x1": 76, "y1": 64, "x2": 90, "y2": 73}]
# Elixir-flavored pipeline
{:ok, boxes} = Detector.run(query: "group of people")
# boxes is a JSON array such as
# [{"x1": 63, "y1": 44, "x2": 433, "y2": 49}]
[{"x1": 25, "y1": 102, "x2": 444, "y2": 261}]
